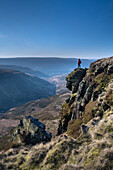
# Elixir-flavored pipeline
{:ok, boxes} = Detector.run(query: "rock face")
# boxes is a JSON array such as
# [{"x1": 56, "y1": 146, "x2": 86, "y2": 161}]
[
  {"x1": 13, "y1": 116, "x2": 52, "y2": 145},
  {"x1": 66, "y1": 68, "x2": 86, "y2": 93},
  {"x1": 58, "y1": 56, "x2": 113, "y2": 135}
]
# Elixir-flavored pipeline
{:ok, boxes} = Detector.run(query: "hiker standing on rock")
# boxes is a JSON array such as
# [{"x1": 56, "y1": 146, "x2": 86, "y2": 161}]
[{"x1": 78, "y1": 59, "x2": 81, "y2": 68}]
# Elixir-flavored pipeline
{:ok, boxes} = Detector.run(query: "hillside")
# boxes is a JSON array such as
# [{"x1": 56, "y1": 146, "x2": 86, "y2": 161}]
[
  {"x1": 0, "y1": 69, "x2": 55, "y2": 113},
  {"x1": 0, "y1": 65, "x2": 49, "y2": 78},
  {"x1": 0, "y1": 57, "x2": 113, "y2": 169}
]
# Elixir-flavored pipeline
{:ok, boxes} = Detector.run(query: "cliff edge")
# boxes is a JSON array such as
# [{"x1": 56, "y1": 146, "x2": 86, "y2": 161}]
[{"x1": 58, "y1": 57, "x2": 113, "y2": 137}]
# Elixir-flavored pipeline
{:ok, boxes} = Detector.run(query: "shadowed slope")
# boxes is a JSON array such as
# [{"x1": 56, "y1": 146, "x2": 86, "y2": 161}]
[{"x1": 0, "y1": 69, "x2": 55, "y2": 112}]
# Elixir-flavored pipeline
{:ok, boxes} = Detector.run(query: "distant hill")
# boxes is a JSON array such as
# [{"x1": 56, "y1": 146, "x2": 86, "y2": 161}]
[
  {"x1": 0, "y1": 58, "x2": 95, "y2": 76},
  {"x1": 0, "y1": 69, "x2": 55, "y2": 113},
  {"x1": 0, "y1": 65, "x2": 49, "y2": 78}
]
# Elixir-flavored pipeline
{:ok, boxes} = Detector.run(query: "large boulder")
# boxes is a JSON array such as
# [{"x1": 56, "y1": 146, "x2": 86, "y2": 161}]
[{"x1": 13, "y1": 116, "x2": 52, "y2": 145}]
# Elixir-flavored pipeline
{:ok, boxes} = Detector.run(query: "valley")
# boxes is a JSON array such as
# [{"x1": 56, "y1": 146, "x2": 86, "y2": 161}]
[
  {"x1": 0, "y1": 91, "x2": 70, "y2": 150},
  {"x1": 0, "y1": 58, "x2": 94, "y2": 151}
]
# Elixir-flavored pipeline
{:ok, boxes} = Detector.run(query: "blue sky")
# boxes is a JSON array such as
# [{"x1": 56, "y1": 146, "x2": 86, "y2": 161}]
[{"x1": 0, "y1": 0, "x2": 113, "y2": 59}]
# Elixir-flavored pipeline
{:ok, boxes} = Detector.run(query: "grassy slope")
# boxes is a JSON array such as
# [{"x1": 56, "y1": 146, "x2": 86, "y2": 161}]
[{"x1": 0, "y1": 110, "x2": 113, "y2": 170}]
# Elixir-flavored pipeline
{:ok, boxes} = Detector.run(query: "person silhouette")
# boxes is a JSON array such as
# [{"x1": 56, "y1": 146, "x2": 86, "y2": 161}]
[{"x1": 78, "y1": 59, "x2": 81, "y2": 68}]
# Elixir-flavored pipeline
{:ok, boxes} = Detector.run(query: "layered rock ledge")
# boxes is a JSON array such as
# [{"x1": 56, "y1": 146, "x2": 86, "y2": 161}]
[{"x1": 58, "y1": 57, "x2": 113, "y2": 135}]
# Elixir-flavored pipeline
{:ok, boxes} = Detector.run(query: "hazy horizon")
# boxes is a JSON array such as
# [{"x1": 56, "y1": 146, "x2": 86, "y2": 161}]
[{"x1": 0, "y1": 55, "x2": 112, "y2": 59}]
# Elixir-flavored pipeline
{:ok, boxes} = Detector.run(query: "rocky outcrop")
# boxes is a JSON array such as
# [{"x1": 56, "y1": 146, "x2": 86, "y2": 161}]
[
  {"x1": 58, "y1": 56, "x2": 113, "y2": 135},
  {"x1": 66, "y1": 68, "x2": 86, "y2": 93},
  {"x1": 13, "y1": 116, "x2": 52, "y2": 145}
]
